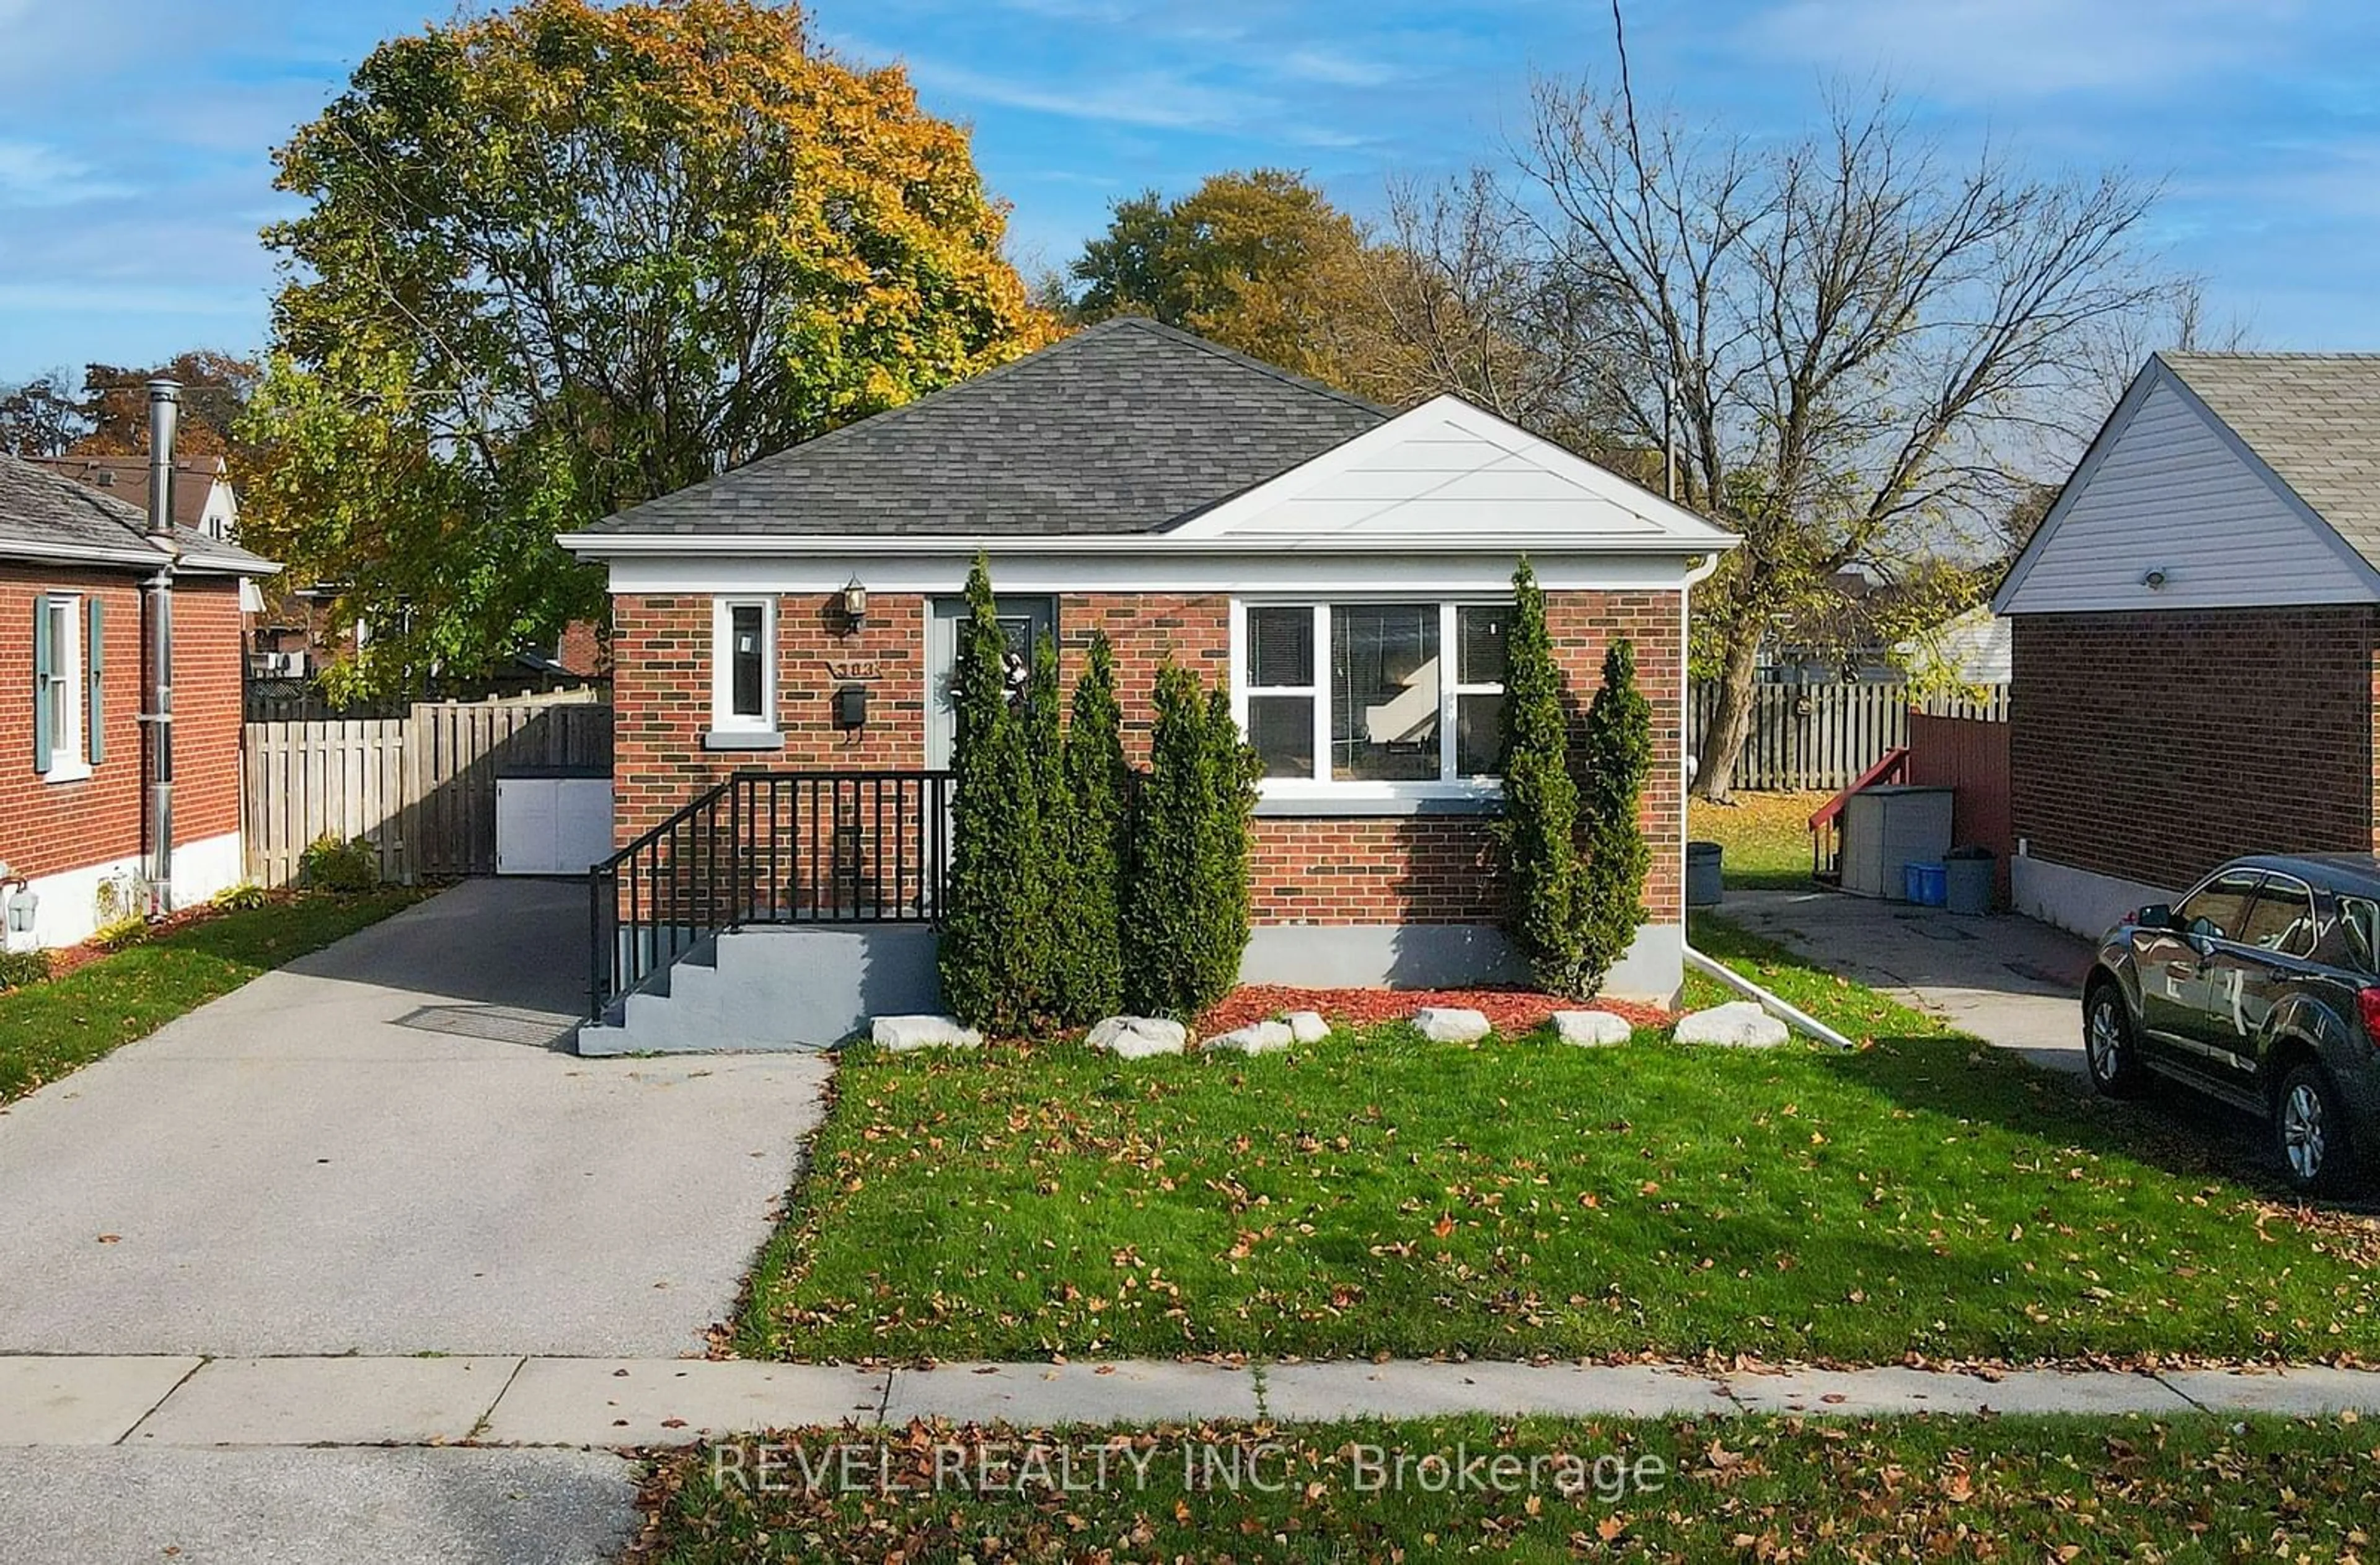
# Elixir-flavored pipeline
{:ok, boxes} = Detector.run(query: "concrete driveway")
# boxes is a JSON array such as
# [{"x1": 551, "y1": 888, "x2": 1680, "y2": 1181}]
[
  {"x1": 1716, "y1": 888, "x2": 2097, "y2": 1073},
  {"x1": 0, "y1": 878, "x2": 831, "y2": 1357}
]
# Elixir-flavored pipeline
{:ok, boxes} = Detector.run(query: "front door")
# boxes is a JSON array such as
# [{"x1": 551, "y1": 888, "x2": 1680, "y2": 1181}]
[{"x1": 925, "y1": 596, "x2": 1057, "y2": 769}]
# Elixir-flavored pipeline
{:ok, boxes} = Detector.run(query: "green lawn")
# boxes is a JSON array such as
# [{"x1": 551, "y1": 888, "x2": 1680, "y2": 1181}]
[
  {"x1": 1688, "y1": 791, "x2": 1827, "y2": 890},
  {"x1": 638, "y1": 1413, "x2": 2380, "y2": 1563},
  {"x1": 0, "y1": 888, "x2": 428, "y2": 1103},
  {"x1": 737, "y1": 912, "x2": 2380, "y2": 1366}
]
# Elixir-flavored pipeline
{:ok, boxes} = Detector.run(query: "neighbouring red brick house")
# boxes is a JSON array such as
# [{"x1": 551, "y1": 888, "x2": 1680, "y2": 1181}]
[
  {"x1": 1995, "y1": 352, "x2": 2380, "y2": 936},
  {"x1": 562, "y1": 319, "x2": 1735, "y2": 1049},
  {"x1": 0, "y1": 453, "x2": 275, "y2": 950}
]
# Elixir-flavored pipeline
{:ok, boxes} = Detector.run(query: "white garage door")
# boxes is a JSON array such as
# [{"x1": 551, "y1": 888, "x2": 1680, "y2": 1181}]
[{"x1": 496, "y1": 777, "x2": 616, "y2": 876}]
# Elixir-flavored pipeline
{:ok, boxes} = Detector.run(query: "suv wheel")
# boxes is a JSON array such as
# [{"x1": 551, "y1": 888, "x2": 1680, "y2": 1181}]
[
  {"x1": 2275, "y1": 1062, "x2": 2361, "y2": 1197},
  {"x1": 2084, "y1": 981, "x2": 2145, "y2": 1097}
]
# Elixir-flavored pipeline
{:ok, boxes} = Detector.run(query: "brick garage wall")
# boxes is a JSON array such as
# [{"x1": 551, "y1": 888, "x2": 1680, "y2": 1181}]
[
  {"x1": 611, "y1": 591, "x2": 928, "y2": 841},
  {"x1": 611, "y1": 584, "x2": 1687, "y2": 925},
  {"x1": 2010, "y1": 607, "x2": 2378, "y2": 889}
]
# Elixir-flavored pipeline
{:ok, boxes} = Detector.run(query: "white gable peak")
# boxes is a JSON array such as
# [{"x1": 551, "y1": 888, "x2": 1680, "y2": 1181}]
[{"x1": 1170, "y1": 394, "x2": 1737, "y2": 555}]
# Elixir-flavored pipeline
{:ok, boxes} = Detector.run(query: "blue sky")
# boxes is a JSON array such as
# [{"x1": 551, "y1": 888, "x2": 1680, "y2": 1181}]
[{"x1": 3, "y1": 0, "x2": 2378, "y2": 384}]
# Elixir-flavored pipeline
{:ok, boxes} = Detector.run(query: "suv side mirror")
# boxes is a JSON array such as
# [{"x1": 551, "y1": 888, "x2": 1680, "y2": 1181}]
[{"x1": 2135, "y1": 903, "x2": 2175, "y2": 930}]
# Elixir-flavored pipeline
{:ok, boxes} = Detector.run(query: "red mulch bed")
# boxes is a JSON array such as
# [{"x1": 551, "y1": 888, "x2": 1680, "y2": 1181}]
[{"x1": 1199, "y1": 984, "x2": 1672, "y2": 1036}]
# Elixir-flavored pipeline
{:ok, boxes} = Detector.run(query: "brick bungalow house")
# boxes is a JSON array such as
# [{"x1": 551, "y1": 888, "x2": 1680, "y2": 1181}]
[
  {"x1": 1994, "y1": 352, "x2": 2380, "y2": 936},
  {"x1": 562, "y1": 319, "x2": 1735, "y2": 1048},
  {"x1": 0, "y1": 452, "x2": 274, "y2": 950}
]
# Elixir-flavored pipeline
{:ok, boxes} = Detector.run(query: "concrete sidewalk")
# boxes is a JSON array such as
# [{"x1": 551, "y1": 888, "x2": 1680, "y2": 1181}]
[
  {"x1": 8, "y1": 1355, "x2": 2379, "y2": 1447},
  {"x1": 1716, "y1": 888, "x2": 2097, "y2": 1073}
]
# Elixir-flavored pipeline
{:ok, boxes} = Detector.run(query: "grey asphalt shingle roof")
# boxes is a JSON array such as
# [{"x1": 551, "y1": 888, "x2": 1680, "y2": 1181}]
[
  {"x1": 578, "y1": 316, "x2": 1391, "y2": 537},
  {"x1": 0, "y1": 451, "x2": 275, "y2": 575},
  {"x1": 2160, "y1": 351, "x2": 2380, "y2": 568}
]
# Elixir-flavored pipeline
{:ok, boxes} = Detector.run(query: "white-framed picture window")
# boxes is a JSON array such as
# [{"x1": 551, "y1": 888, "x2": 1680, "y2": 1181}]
[
  {"x1": 710, "y1": 596, "x2": 777, "y2": 732},
  {"x1": 1230, "y1": 598, "x2": 1512, "y2": 800}
]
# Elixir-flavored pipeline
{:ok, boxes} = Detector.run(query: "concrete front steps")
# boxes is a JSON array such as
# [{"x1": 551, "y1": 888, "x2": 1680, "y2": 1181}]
[{"x1": 576, "y1": 923, "x2": 940, "y2": 1056}]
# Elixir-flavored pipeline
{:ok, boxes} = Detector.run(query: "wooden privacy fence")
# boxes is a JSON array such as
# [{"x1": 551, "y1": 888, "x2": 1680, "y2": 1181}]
[
  {"x1": 243, "y1": 691, "x2": 613, "y2": 886},
  {"x1": 1688, "y1": 680, "x2": 2009, "y2": 792},
  {"x1": 1905, "y1": 708, "x2": 2016, "y2": 901}
]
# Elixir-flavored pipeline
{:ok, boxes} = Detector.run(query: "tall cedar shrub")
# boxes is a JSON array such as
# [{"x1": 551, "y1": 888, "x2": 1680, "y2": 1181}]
[
  {"x1": 1577, "y1": 637, "x2": 1654, "y2": 995},
  {"x1": 1019, "y1": 631, "x2": 1067, "y2": 1025},
  {"x1": 1494, "y1": 558, "x2": 1587, "y2": 994},
  {"x1": 1202, "y1": 683, "x2": 1261, "y2": 987},
  {"x1": 938, "y1": 555, "x2": 1041, "y2": 1033},
  {"x1": 1121, "y1": 663, "x2": 1260, "y2": 1018},
  {"x1": 1052, "y1": 634, "x2": 1129, "y2": 1021}
]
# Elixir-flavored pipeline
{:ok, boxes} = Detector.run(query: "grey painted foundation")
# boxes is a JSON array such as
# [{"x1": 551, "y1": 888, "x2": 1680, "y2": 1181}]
[
  {"x1": 1241, "y1": 922, "x2": 1683, "y2": 1004},
  {"x1": 579, "y1": 925, "x2": 941, "y2": 1055},
  {"x1": 580, "y1": 917, "x2": 1686, "y2": 1053}
]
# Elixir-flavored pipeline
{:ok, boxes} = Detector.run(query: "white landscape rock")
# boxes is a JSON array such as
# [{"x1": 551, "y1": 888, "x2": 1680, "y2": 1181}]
[
  {"x1": 871, "y1": 1015, "x2": 983, "y2": 1052},
  {"x1": 1672, "y1": 1000, "x2": 1790, "y2": 1049},
  {"x1": 1205, "y1": 1020, "x2": 1294, "y2": 1056},
  {"x1": 1284, "y1": 1010, "x2": 1332, "y2": 1044},
  {"x1": 1411, "y1": 1006, "x2": 1492, "y2": 1043},
  {"x1": 1085, "y1": 1016, "x2": 1189, "y2": 1059},
  {"x1": 1551, "y1": 1010, "x2": 1635, "y2": 1047}
]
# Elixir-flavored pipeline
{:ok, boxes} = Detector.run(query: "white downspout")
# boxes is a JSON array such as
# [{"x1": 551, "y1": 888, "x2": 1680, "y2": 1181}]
[{"x1": 1673, "y1": 549, "x2": 1854, "y2": 1051}]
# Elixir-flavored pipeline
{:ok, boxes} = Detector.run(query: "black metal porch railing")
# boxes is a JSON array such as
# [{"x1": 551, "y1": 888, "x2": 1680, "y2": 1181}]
[{"x1": 587, "y1": 769, "x2": 953, "y2": 1021}]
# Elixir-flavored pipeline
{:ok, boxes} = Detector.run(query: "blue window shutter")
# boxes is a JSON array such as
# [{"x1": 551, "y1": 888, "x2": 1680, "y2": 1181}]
[
  {"x1": 31, "y1": 594, "x2": 52, "y2": 774},
  {"x1": 86, "y1": 596, "x2": 105, "y2": 765}
]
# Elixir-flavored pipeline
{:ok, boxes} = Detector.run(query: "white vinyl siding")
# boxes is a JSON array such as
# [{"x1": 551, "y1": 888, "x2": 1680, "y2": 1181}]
[
  {"x1": 1999, "y1": 374, "x2": 2380, "y2": 614},
  {"x1": 1174, "y1": 399, "x2": 1731, "y2": 551}
]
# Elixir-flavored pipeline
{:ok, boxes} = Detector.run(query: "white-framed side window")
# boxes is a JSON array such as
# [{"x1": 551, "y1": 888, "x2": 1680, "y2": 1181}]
[
  {"x1": 709, "y1": 596, "x2": 777, "y2": 734},
  {"x1": 1230, "y1": 597, "x2": 1512, "y2": 802},
  {"x1": 32, "y1": 591, "x2": 94, "y2": 783}
]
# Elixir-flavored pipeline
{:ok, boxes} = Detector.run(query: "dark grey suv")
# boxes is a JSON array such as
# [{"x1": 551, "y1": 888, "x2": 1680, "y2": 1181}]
[{"x1": 2084, "y1": 853, "x2": 2380, "y2": 1195}]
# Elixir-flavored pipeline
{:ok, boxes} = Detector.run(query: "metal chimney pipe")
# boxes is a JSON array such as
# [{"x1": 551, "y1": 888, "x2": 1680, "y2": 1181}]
[
  {"x1": 143, "y1": 380, "x2": 180, "y2": 908},
  {"x1": 147, "y1": 382, "x2": 178, "y2": 539}
]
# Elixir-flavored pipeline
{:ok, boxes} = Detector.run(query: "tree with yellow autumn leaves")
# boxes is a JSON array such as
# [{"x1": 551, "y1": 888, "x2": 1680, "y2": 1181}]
[{"x1": 239, "y1": 0, "x2": 1051, "y2": 695}]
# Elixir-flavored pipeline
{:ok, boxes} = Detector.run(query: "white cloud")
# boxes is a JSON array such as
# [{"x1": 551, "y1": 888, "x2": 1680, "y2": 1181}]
[
  {"x1": 897, "y1": 55, "x2": 1367, "y2": 146},
  {"x1": 0, "y1": 140, "x2": 135, "y2": 206},
  {"x1": 1278, "y1": 48, "x2": 1403, "y2": 88},
  {"x1": 904, "y1": 58, "x2": 1275, "y2": 131},
  {"x1": 1742, "y1": 0, "x2": 2302, "y2": 98}
]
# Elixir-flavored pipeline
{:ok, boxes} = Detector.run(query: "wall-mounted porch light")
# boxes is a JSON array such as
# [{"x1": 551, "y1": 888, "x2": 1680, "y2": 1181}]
[{"x1": 842, "y1": 576, "x2": 869, "y2": 633}]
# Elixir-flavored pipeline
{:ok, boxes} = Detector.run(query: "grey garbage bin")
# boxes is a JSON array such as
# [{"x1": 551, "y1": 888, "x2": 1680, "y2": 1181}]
[
  {"x1": 1686, "y1": 840, "x2": 1724, "y2": 907},
  {"x1": 1944, "y1": 846, "x2": 1995, "y2": 916}
]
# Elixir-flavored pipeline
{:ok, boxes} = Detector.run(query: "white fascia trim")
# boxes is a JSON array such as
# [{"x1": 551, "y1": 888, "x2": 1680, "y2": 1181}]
[
  {"x1": 559, "y1": 528, "x2": 1731, "y2": 560},
  {"x1": 601, "y1": 552, "x2": 1708, "y2": 596},
  {"x1": 0, "y1": 540, "x2": 278, "y2": 577},
  {"x1": 0, "y1": 540, "x2": 171, "y2": 570}
]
